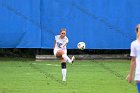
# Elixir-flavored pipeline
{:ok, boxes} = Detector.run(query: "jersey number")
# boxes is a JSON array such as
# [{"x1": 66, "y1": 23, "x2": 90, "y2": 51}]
[{"x1": 56, "y1": 42, "x2": 62, "y2": 48}]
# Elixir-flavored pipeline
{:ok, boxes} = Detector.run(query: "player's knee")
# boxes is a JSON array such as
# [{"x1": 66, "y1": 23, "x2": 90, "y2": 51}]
[
  {"x1": 56, "y1": 50, "x2": 64, "y2": 57},
  {"x1": 57, "y1": 50, "x2": 64, "y2": 54},
  {"x1": 61, "y1": 62, "x2": 66, "y2": 69}
]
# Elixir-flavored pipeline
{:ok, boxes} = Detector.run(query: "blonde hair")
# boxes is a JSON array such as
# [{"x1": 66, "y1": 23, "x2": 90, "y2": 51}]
[{"x1": 60, "y1": 28, "x2": 66, "y2": 32}]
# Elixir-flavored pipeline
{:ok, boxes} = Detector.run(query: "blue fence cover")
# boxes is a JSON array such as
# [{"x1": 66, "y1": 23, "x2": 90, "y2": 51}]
[{"x1": 0, "y1": 0, "x2": 140, "y2": 49}]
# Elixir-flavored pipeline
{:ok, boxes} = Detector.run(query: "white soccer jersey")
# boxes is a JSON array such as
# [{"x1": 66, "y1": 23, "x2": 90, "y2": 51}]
[
  {"x1": 130, "y1": 40, "x2": 140, "y2": 80},
  {"x1": 54, "y1": 35, "x2": 68, "y2": 55}
]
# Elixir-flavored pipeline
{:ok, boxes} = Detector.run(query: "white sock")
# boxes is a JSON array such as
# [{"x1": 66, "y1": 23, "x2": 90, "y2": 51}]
[
  {"x1": 62, "y1": 54, "x2": 72, "y2": 63},
  {"x1": 62, "y1": 69, "x2": 66, "y2": 81}
]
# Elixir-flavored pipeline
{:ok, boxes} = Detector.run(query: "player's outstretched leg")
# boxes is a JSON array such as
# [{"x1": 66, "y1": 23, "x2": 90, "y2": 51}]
[
  {"x1": 71, "y1": 56, "x2": 75, "y2": 64},
  {"x1": 62, "y1": 54, "x2": 75, "y2": 64},
  {"x1": 56, "y1": 50, "x2": 75, "y2": 64}
]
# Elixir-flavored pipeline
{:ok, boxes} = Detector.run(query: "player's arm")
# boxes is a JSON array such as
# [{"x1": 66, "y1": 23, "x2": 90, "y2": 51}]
[
  {"x1": 54, "y1": 40, "x2": 56, "y2": 49},
  {"x1": 126, "y1": 56, "x2": 136, "y2": 83},
  {"x1": 60, "y1": 42, "x2": 67, "y2": 48}
]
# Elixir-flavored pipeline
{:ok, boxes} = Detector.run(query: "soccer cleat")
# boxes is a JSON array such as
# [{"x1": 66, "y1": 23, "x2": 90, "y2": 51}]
[{"x1": 71, "y1": 56, "x2": 75, "y2": 64}]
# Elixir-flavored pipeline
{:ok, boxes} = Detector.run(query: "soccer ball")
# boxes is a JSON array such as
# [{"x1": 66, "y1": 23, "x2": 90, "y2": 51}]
[{"x1": 77, "y1": 42, "x2": 86, "y2": 50}]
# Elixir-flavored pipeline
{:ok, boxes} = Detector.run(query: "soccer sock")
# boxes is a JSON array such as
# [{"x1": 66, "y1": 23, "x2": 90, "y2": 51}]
[
  {"x1": 62, "y1": 54, "x2": 72, "y2": 63},
  {"x1": 137, "y1": 82, "x2": 140, "y2": 93},
  {"x1": 61, "y1": 62, "x2": 67, "y2": 81}
]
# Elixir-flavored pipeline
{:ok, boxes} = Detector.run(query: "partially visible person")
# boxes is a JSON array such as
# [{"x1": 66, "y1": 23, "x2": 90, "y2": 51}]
[
  {"x1": 53, "y1": 28, "x2": 75, "y2": 81},
  {"x1": 126, "y1": 24, "x2": 140, "y2": 93}
]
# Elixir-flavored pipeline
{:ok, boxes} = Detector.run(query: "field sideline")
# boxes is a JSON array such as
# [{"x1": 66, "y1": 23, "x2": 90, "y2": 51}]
[{"x1": 0, "y1": 59, "x2": 137, "y2": 93}]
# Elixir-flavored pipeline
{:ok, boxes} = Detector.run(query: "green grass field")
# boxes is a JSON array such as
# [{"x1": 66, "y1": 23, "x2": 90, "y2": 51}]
[{"x1": 0, "y1": 59, "x2": 137, "y2": 93}]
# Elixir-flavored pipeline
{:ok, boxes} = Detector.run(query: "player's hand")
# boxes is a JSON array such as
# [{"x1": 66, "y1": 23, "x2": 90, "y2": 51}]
[{"x1": 126, "y1": 74, "x2": 133, "y2": 83}]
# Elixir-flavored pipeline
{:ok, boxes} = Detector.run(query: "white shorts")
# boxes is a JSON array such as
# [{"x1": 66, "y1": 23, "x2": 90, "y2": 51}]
[
  {"x1": 135, "y1": 74, "x2": 140, "y2": 81},
  {"x1": 53, "y1": 49, "x2": 67, "y2": 56}
]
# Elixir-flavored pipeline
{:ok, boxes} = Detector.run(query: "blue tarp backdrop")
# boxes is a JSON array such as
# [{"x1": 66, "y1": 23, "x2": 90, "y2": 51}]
[{"x1": 0, "y1": 0, "x2": 140, "y2": 49}]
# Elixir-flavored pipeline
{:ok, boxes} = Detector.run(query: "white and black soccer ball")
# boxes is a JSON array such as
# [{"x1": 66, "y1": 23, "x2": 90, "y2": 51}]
[{"x1": 77, "y1": 42, "x2": 86, "y2": 50}]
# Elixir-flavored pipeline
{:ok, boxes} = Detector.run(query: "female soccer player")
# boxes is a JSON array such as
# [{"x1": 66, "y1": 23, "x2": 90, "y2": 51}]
[
  {"x1": 53, "y1": 28, "x2": 75, "y2": 81},
  {"x1": 126, "y1": 24, "x2": 140, "y2": 93}
]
